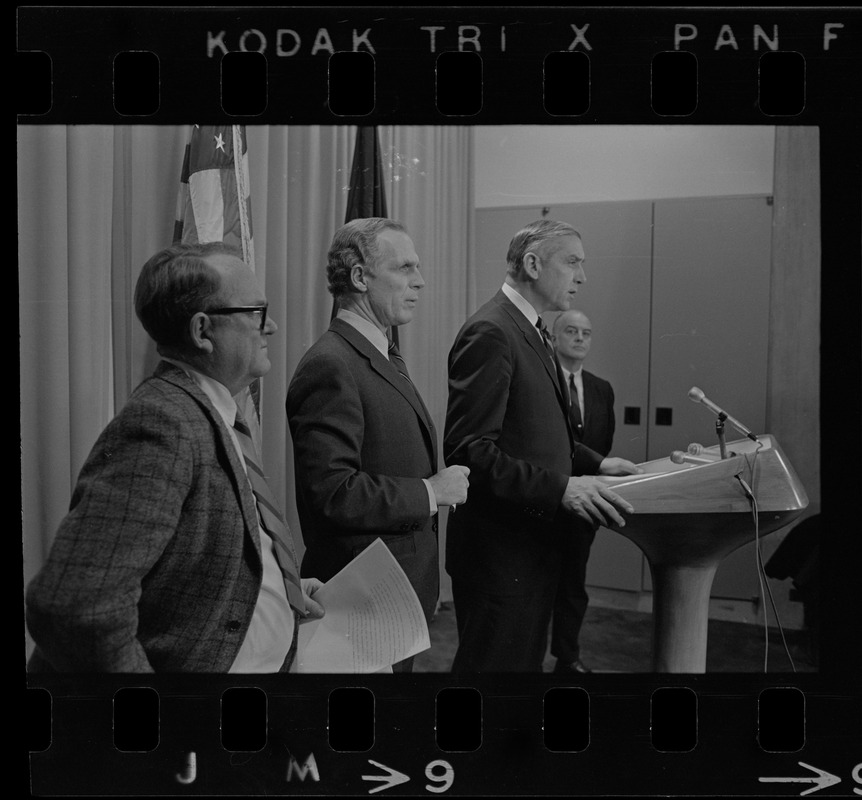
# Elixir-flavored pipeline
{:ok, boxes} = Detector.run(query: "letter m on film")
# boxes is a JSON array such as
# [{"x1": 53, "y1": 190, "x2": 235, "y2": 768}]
[{"x1": 286, "y1": 753, "x2": 320, "y2": 782}]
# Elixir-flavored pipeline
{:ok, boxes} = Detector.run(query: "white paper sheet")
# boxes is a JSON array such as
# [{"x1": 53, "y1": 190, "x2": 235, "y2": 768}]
[{"x1": 294, "y1": 538, "x2": 431, "y2": 673}]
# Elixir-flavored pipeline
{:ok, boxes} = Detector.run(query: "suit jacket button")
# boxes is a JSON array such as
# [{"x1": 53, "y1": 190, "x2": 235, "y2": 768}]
[
  {"x1": 226, "y1": 620, "x2": 241, "y2": 633},
  {"x1": 400, "y1": 524, "x2": 409, "y2": 531},
  {"x1": 432, "y1": 521, "x2": 438, "y2": 532}
]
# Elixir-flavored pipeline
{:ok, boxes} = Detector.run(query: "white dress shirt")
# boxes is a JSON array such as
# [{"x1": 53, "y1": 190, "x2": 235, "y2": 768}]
[
  {"x1": 501, "y1": 282, "x2": 543, "y2": 344},
  {"x1": 561, "y1": 364, "x2": 585, "y2": 422}
]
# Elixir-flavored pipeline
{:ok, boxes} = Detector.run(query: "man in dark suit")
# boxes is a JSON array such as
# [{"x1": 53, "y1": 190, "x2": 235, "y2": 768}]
[
  {"x1": 444, "y1": 219, "x2": 639, "y2": 673},
  {"x1": 286, "y1": 217, "x2": 470, "y2": 672},
  {"x1": 25, "y1": 242, "x2": 324, "y2": 672},
  {"x1": 549, "y1": 309, "x2": 615, "y2": 673}
]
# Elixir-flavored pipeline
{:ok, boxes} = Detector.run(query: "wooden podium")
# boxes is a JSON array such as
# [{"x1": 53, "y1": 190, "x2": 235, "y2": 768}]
[{"x1": 596, "y1": 435, "x2": 808, "y2": 673}]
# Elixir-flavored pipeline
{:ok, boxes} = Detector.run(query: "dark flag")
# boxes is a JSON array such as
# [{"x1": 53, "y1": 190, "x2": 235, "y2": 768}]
[
  {"x1": 345, "y1": 126, "x2": 389, "y2": 223},
  {"x1": 333, "y1": 127, "x2": 396, "y2": 344}
]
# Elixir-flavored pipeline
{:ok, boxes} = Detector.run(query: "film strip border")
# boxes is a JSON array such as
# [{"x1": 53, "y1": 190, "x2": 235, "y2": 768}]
[
  {"x1": 26, "y1": 674, "x2": 862, "y2": 795},
  {"x1": 16, "y1": 6, "x2": 862, "y2": 123},
  {"x1": 19, "y1": 5, "x2": 862, "y2": 797}
]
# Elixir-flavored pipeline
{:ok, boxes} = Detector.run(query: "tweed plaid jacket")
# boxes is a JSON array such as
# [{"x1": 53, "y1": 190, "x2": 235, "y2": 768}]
[{"x1": 25, "y1": 362, "x2": 264, "y2": 672}]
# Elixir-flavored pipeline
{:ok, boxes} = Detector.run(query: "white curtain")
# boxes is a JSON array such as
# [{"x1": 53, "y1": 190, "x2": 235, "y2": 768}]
[{"x1": 19, "y1": 125, "x2": 475, "y2": 630}]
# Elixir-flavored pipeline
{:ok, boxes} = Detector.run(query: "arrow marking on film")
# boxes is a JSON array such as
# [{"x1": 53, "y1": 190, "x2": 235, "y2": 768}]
[
  {"x1": 361, "y1": 760, "x2": 410, "y2": 794},
  {"x1": 759, "y1": 762, "x2": 842, "y2": 796}
]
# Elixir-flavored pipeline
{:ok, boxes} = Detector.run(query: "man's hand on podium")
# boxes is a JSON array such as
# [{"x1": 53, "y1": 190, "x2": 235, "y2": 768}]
[
  {"x1": 562, "y1": 473, "x2": 636, "y2": 528},
  {"x1": 599, "y1": 457, "x2": 642, "y2": 476}
]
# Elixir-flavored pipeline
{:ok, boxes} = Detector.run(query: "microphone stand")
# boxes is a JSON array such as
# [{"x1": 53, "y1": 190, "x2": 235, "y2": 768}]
[{"x1": 715, "y1": 413, "x2": 729, "y2": 459}]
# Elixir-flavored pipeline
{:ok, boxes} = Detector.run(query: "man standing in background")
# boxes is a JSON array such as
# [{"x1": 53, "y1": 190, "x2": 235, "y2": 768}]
[
  {"x1": 444, "y1": 219, "x2": 639, "y2": 673},
  {"x1": 550, "y1": 309, "x2": 616, "y2": 673},
  {"x1": 287, "y1": 217, "x2": 470, "y2": 673}
]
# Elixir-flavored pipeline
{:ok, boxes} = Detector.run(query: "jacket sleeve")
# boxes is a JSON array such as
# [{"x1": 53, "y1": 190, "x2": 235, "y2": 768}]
[{"x1": 25, "y1": 398, "x2": 195, "y2": 672}]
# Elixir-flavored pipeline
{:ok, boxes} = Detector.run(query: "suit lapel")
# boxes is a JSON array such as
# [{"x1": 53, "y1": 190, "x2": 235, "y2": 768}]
[
  {"x1": 331, "y1": 319, "x2": 438, "y2": 465},
  {"x1": 581, "y1": 370, "x2": 596, "y2": 433},
  {"x1": 154, "y1": 362, "x2": 263, "y2": 562},
  {"x1": 494, "y1": 292, "x2": 573, "y2": 431}
]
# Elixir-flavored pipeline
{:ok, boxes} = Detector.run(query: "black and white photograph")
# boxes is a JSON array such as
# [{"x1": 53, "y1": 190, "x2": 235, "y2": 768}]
[
  {"x1": 19, "y1": 5, "x2": 860, "y2": 797},
  {"x1": 20, "y1": 122, "x2": 823, "y2": 677}
]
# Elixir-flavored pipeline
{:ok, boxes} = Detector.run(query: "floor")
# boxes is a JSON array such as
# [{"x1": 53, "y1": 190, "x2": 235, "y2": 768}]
[{"x1": 413, "y1": 597, "x2": 818, "y2": 674}]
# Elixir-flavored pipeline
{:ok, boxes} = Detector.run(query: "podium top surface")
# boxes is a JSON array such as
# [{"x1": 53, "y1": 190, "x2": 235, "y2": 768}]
[{"x1": 596, "y1": 434, "x2": 808, "y2": 514}]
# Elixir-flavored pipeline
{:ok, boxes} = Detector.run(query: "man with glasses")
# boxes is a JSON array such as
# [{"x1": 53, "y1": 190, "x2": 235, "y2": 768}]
[
  {"x1": 287, "y1": 218, "x2": 470, "y2": 673},
  {"x1": 25, "y1": 241, "x2": 324, "y2": 673}
]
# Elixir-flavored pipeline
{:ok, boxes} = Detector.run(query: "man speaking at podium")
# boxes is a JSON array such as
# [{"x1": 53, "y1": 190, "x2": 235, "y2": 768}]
[{"x1": 444, "y1": 219, "x2": 639, "y2": 673}]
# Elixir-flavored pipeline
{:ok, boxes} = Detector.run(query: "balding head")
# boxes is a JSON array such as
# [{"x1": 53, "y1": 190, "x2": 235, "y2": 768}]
[{"x1": 552, "y1": 309, "x2": 593, "y2": 369}]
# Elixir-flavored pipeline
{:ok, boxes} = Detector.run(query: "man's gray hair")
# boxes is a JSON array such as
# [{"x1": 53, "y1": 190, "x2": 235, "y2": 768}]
[
  {"x1": 506, "y1": 219, "x2": 581, "y2": 278},
  {"x1": 327, "y1": 217, "x2": 408, "y2": 299}
]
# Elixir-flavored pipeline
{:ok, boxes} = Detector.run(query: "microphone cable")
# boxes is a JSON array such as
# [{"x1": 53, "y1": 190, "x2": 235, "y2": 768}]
[{"x1": 734, "y1": 444, "x2": 797, "y2": 673}]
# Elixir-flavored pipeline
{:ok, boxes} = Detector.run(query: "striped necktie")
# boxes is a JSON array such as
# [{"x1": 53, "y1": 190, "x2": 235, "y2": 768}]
[
  {"x1": 233, "y1": 411, "x2": 305, "y2": 614},
  {"x1": 388, "y1": 337, "x2": 434, "y2": 429},
  {"x1": 388, "y1": 338, "x2": 413, "y2": 383}
]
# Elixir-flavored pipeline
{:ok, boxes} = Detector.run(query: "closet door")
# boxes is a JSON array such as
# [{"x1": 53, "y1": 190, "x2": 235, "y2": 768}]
[
  {"x1": 549, "y1": 201, "x2": 654, "y2": 592},
  {"x1": 648, "y1": 196, "x2": 773, "y2": 599}
]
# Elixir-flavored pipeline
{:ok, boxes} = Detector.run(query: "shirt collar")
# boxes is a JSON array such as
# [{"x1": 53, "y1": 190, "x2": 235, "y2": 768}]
[
  {"x1": 161, "y1": 357, "x2": 238, "y2": 427},
  {"x1": 501, "y1": 282, "x2": 540, "y2": 329},
  {"x1": 337, "y1": 308, "x2": 390, "y2": 359},
  {"x1": 561, "y1": 364, "x2": 584, "y2": 382}
]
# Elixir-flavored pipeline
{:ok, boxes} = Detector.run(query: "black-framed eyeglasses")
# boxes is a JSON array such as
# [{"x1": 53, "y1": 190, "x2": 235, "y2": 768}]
[{"x1": 206, "y1": 304, "x2": 268, "y2": 331}]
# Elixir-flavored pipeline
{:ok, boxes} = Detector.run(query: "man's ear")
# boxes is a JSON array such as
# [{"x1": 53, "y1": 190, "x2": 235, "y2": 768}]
[
  {"x1": 522, "y1": 251, "x2": 541, "y2": 279},
  {"x1": 188, "y1": 311, "x2": 215, "y2": 354},
  {"x1": 350, "y1": 264, "x2": 369, "y2": 293}
]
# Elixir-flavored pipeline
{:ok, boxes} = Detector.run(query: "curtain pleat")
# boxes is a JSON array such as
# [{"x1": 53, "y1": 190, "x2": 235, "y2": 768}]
[{"x1": 19, "y1": 124, "x2": 475, "y2": 609}]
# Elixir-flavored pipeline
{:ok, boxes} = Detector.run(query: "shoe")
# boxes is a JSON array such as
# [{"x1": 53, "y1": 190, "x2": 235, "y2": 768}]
[{"x1": 554, "y1": 658, "x2": 592, "y2": 674}]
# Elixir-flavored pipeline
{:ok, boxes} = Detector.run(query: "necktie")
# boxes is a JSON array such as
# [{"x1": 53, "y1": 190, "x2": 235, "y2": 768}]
[
  {"x1": 536, "y1": 319, "x2": 570, "y2": 400},
  {"x1": 536, "y1": 318, "x2": 555, "y2": 358},
  {"x1": 388, "y1": 337, "x2": 434, "y2": 429},
  {"x1": 388, "y1": 338, "x2": 414, "y2": 383},
  {"x1": 233, "y1": 411, "x2": 305, "y2": 614},
  {"x1": 568, "y1": 373, "x2": 584, "y2": 432}
]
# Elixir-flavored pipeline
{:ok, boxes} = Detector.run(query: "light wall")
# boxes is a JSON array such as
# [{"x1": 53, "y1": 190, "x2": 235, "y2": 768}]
[{"x1": 474, "y1": 125, "x2": 775, "y2": 207}]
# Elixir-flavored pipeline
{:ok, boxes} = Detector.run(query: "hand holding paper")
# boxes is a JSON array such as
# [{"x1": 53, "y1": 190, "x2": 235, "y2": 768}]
[
  {"x1": 299, "y1": 577, "x2": 326, "y2": 622},
  {"x1": 294, "y1": 539, "x2": 431, "y2": 673}
]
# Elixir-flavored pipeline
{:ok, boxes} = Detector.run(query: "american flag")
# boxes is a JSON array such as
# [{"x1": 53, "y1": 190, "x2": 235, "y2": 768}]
[{"x1": 174, "y1": 125, "x2": 261, "y2": 447}]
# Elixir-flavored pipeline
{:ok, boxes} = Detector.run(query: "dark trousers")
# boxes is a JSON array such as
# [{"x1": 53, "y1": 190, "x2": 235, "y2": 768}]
[
  {"x1": 450, "y1": 576, "x2": 558, "y2": 673},
  {"x1": 392, "y1": 656, "x2": 414, "y2": 673},
  {"x1": 550, "y1": 524, "x2": 597, "y2": 664}
]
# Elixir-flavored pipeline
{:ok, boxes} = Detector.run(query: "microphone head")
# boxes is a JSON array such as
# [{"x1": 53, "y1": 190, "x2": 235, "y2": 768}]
[
  {"x1": 670, "y1": 450, "x2": 686, "y2": 464},
  {"x1": 688, "y1": 386, "x2": 705, "y2": 402},
  {"x1": 687, "y1": 443, "x2": 705, "y2": 455}
]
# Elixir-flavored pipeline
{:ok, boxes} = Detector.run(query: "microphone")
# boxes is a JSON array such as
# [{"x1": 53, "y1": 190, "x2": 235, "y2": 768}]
[
  {"x1": 671, "y1": 450, "x2": 720, "y2": 465},
  {"x1": 688, "y1": 387, "x2": 759, "y2": 442}
]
